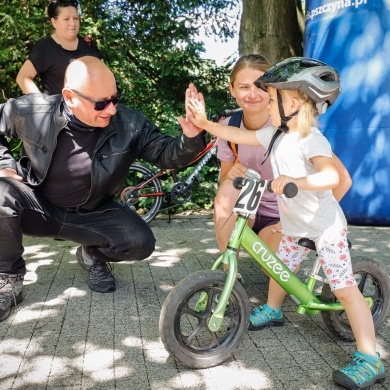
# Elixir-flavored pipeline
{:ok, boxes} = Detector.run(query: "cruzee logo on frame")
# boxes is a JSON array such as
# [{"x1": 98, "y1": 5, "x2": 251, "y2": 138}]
[{"x1": 252, "y1": 242, "x2": 290, "y2": 282}]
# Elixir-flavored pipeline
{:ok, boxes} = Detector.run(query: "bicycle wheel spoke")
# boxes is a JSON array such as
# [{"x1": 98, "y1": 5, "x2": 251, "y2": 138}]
[
  {"x1": 121, "y1": 163, "x2": 163, "y2": 223},
  {"x1": 357, "y1": 272, "x2": 369, "y2": 292},
  {"x1": 182, "y1": 320, "x2": 208, "y2": 346},
  {"x1": 181, "y1": 304, "x2": 208, "y2": 321},
  {"x1": 207, "y1": 328, "x2": 223, "y2": 348}
]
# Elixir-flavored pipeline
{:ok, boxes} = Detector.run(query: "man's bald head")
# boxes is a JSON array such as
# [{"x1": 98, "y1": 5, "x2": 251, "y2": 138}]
[
  {"x1": 62, "y1": 56, "x2": 119, "y2": 128},
  {"x1": 64, "y1": 56, "x2": 116, "y2": 90}
]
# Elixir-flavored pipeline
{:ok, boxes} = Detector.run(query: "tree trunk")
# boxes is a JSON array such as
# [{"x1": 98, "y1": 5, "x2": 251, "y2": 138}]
[{"x1": 239, "y1": 0, "x2": 302, "y2": 64}]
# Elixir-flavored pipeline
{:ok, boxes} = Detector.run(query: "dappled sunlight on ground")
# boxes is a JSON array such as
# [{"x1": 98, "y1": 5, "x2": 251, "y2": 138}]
[{"x1": 0, "y1": 217, "x2": 388, "y2": 389}]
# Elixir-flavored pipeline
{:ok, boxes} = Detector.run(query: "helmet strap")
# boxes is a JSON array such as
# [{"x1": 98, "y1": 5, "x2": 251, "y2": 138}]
[
  {"x1": 261, "y1": 90, "x2": 299, "y2": 164},
  {"x1": 277, "y1": 90, "x2": 298, "y2": 133},
  {"x1": 261, "y1": 128, "x2": 281, "y2": 165}
]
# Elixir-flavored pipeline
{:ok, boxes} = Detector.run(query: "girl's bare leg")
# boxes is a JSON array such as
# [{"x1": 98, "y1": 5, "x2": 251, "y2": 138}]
[{"x1": 333, "y1": 285, "x2": 377, "y2": 355}]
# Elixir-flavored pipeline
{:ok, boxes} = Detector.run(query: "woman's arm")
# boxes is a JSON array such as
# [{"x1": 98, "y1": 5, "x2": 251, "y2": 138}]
[
  {"x1": 16, "y1": 60, "x2": 40, "y2": 94},
  {"x1": 331, "y1": 153, "x2": 352, "y2": 201},
  {"x1": 219, "y1": 160, "x2": 235, "y2": 184},
  {"x1": 219, "y1": 161, "x2": 248, "y2": 185}
]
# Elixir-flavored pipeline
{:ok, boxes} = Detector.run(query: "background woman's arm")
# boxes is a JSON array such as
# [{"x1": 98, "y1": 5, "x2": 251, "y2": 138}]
[{"x1": 16, "y1": 60, "x2": 40, "y2": 94}]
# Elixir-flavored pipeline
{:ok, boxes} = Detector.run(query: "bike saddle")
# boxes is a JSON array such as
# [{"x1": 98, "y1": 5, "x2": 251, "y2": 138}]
[
  {"x1": 298, "y1": 238, "x2": 352, "y2": 251},
  {"x1": 298, "y1": 238, "x2": 316, "y2": 251}
]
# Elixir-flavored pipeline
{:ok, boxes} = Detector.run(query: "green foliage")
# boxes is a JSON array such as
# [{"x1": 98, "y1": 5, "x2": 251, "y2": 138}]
[
  {"x1": 0, "y1": 0, "x2": 240, "y2": 209},
  {"x1": 176, "y1": 160, "x2": 220, "y2": 211}
]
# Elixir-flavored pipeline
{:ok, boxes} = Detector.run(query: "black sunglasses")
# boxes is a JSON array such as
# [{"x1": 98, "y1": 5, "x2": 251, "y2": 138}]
[{"x1": 70, "y1": 88, "x2": 122, "y2": 111}]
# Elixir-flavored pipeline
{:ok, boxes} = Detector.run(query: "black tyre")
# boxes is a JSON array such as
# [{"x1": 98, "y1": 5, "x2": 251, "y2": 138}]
[
  {"x1": 120, "y1": 162, "x2": 163, "y2": 223},
  {"x1": 159, "y1": 270, "x2": 250, "y2": 369},
  {"x1": 321, "y1": 256, "x2": 390, "y2": 341}
]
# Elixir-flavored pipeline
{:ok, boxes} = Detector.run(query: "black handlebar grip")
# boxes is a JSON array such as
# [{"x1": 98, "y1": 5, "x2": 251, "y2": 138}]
[
  {"x1": 211, "y1": 108, "x2": 243, "y2": 123},
  {"x1": 283, "y1": 182, "x2": 298, "y2": 198},
  {"x1": 221, "y1": 108, "x2": 242, "y2": 117},
  {"x1": 233, "y1": 177, "x2": 245, "y2": 190},
  {"x1": 267, "y1": 181, "x2": 298, "y2": 198}
]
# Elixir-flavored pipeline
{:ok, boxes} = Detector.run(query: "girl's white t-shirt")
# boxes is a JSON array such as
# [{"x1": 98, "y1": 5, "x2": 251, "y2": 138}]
[{"x1": 255, "y1": 126, "x2": 347, "y2": 237}]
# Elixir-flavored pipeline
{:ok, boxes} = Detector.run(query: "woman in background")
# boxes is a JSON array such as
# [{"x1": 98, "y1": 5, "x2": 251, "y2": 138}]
[{"x1": 16, "y1": 0, "x2": 102, "y2": 95}]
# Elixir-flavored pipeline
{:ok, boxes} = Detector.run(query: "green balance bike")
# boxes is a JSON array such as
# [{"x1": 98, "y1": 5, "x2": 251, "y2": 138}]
[{"x1": 159, "y1": 169, "x2": 390, "y2": 369}]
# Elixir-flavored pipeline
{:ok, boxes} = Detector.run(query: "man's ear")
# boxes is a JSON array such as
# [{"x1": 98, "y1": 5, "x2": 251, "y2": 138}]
[{"x1": 62, "y1": 88, "x2": 74, "y2": 107}]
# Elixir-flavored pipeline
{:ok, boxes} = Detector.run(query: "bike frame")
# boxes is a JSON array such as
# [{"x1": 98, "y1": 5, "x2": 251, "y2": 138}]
[
  {"x1": 198, "y1": 178, "x2": 373, "y2": 332},
  {"x1": 123, "y1": 138, "x2": 217, "y2": 198}
]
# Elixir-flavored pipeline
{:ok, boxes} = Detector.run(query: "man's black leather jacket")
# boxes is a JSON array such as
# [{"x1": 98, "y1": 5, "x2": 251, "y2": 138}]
[{"x1": 0, "y1": 94, "x2": 206, "y2": 212}]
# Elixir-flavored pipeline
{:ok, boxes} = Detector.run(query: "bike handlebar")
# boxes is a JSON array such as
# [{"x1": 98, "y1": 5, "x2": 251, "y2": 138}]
[
  {"x1": 232, "y1": 177, "x2": 245, "y2": 189},
  {"x1": 267, "y1": 180, "x2": 298, "y2": 198},
  {"x1": 220, "y1": 108, "x2": 243, "y2": 117},
  {"x1": 232, "y1": 177, "x2": 298, "y2": 199},
  {"x1": 211, "y1": 108, "x2": 242, "y2": 123}
]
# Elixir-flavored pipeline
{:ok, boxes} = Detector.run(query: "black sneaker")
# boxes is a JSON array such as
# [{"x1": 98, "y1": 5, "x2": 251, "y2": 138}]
[
  {"x1": 76, "y1": 246, "x2": 116, "y2": 293},
  {"x1": 0, "y1": 274, "x2": 24, "y2": 322}
]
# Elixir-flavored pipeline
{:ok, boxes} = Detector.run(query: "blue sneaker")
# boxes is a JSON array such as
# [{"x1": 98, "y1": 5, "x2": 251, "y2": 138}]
[
  {"x1": 248, "y1": 303, "x2": 284, "y2": 331},
  {"x1": 333, "y1": 352, "x2": 386, "y2": 389}
]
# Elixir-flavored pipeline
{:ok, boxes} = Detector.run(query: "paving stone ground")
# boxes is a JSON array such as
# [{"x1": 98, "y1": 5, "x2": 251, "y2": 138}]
[{"x1": 0, "y1": 214, "x2": 389, "y2": 390}]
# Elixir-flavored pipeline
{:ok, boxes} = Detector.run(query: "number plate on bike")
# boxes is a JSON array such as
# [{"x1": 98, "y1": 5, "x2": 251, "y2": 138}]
[{"x1": 233, "y1": 178, "x2": 266, "y2": 217}]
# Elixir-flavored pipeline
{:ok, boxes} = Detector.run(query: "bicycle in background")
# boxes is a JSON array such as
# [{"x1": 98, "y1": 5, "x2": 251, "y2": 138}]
[
  {"x1": 119, "y1": 109, "x2": 242, "y2": 223},
  {"x1": 159, "y1": 168, "x2": 390, "y2": 370}
]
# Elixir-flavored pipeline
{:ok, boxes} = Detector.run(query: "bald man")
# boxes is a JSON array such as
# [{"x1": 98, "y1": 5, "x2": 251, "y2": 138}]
[{"x1": 0, "y1": 56, "x2": 206, "y2": 321}]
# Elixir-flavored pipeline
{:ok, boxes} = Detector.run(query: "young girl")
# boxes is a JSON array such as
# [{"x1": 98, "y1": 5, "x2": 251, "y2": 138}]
[{"x1": 187, "y1": 57, "x2": 385, "y2": 390}]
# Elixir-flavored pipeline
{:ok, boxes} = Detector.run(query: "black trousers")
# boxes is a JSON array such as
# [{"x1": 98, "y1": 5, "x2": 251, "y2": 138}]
[{"x1": 0, "y1": 178, "x2": 155, "y2": 275}]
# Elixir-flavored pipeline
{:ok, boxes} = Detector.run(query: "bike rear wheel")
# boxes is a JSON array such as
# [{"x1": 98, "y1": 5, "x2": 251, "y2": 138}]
[
  {"x1": 120, "y1": 162, "x2": 163, "y2": 223},
  {"x1": 159, "y1": 270, "x2": 250, "y2": 369},
  {"x1": 321, "y1": 256, "x2": 390, "y2": 341}
]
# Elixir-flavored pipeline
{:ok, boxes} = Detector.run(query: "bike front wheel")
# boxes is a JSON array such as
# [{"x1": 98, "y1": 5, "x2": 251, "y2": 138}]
[
  {"x1": 159, "y1": 270, "x2": 250, "y2": 369},
  {"x1": 120, "y1": 162, "x2": 163, "y2": 223},
  {"x1": 321, "y1": 256, "x2": 390, "y2": 341}
]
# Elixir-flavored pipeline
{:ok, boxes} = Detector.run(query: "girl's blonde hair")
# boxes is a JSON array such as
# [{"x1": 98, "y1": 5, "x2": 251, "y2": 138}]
[{"x1": 282, "y1": 89, "x2": 318, "y2": 137}]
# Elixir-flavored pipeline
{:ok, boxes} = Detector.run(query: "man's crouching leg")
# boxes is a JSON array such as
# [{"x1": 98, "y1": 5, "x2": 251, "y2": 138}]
[
  {"x1": 0, "y1": 179, "x2": 36, "y2": 321},
  {"x1": 69, "y1": 205, "x2": 156, "y2": 293}
]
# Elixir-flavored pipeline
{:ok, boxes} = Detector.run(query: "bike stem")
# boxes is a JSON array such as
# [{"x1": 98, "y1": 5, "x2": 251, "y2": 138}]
[
  {"x1": 207, "y1": 217, "x2": 246, "y2": 331},
  {"x1": 207, "y1": 250, "x2": 238, "y2": 331}
]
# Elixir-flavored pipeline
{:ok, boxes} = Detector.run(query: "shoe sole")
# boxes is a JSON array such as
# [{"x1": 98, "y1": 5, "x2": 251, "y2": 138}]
[
  {"x1": 333, "y1": 370, "x2": 386, "y2": 389},
  {"x1": 87, "y1": 282, "x2": 116, "y2": 294},
  {"x1": 76, "y1": 247, "x2": 116, "y2": 294},
  {"x1": 248, "y1": 318, "x2": 285, "y2": 331}
]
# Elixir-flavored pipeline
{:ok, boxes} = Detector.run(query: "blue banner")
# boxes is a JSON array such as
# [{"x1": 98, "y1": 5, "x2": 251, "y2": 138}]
[{"x1": 304, "y1": 0, "x2": 390, "y2": 225}]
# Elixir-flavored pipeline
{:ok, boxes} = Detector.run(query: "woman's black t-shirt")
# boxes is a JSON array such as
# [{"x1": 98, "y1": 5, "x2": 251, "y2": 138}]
[{"x1": 28, "y1": 35, "x2": 103, "y2": 95}]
